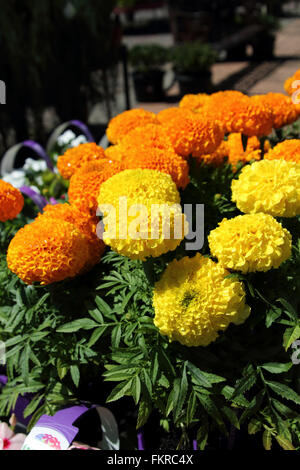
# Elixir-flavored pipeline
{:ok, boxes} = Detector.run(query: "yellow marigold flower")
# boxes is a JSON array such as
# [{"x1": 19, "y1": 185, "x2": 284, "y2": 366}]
[
  {"x1": 97, "y1": 169, "x2": 187, "y2": 260},
  {"x1": 153, "y1": 253, "x2": 250, "y2": 347},
  {"x1": 265, "y1": 139, "x2": 300, "y2": 164},
  {"x1": 179, "y1": 93, "x2": 210, "y2": 111},
  {"x1": 208, "y1": 213, "x2": 292, "y2": 273},
  {"x1": 121, "y1": 146, "x2": 190, "y2": 189},
  {"x1": 7, "y1": 218, "x2": 90, "y2": 285},
  {"x1": 161, "y1": 113, "x2": 224, "y2": 157},
  {"x1": 106, "y1": 109, "x2": 158, "y2": 144},
  {"x1": 203, "y1": 91, "x2": 273, "y2": 136},
  {"x1": 231, "y1": 159, "x2": 300, "y2": 217},
  {"x1": 57, "y1": 143, "x2": 105, "y2": 179},
  {"x1": 0, "y1": 180, "x2": 24, "y2": 222},
  {"x1": 284, "y1": 69, "x2": 300, "y2": 95},
  {"x1": 37, "y1": 203, "x2": 105, "y2": 268},
  {"x1": 252, "y1": 93, "x2": 299, "y2": 129},
  {"x1": 68, "y1": 160, "x2": 122, "y2": 216}
]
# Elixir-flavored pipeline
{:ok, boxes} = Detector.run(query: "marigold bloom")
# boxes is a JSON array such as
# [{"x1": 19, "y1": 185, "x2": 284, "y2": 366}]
[
  {"x1": 97, "y1": 169, "x2": 187, "y2": 260},
  {"x1": 0, "y1": 180, "x2": 24, "y2": 222},
  {"x1": 179, "y1": 93, "x2": 210, "y2": 111},
  {"x1": 57, "y1": 143, "x2": 105, "y2": 179},
  {"x1": 227, "y1": 133, "x2": 261, "y2": 168},
  {"x1": 106, "y1": 109, "x2": 158, "y2": 144},
  {"x1": 195, "y1": 141, "x2": 229, "y2": 166},
  {"x1": 284, "y1": 69, "x2": 300, "y2": 95},
  {"x1": 264, "y1": 139, "x2": 300, "y2": 164},
  {"x1": 232, "y1": 159, "x2": 300, "y2": 217},
  {"x1": 120, "y1": 123, "x2": 174, "y2": 153},
  {"x1": 195, "y1": 134, "x2": 262, "y2": 168},
  {"x1": 153, "y1": 253, "x2": 250, "y2": 347},
  {"x1": 161, "y1": 113, "x2": 224, "y2": 157},
  {"x1": 252, "y1": 93, "x2": 299, "y2": 129},
  {"x1": 156, "y1": 107, "x2": 192, "y2": 124},
  {"x1": 68, "y1": 160, "x2": 122, "y2": 216},
  {"x1": 208, "y1": 213, "x2": 292, "y2": 273},
  {"x1": 37, "y1": 203, "x2": 105, "y2": 267},
  {"x1": 121, "y1": 146, "x2": 190, "y2": 189},
  {"x1": 104, "y1": 145, "x2": 125, "y2": 162},
  {"x1": 7, "y1": 219, "x2": 90, "y2": 285},
  {"x1": 202, "y1": 91, "x2": 273, "y2": 136}
]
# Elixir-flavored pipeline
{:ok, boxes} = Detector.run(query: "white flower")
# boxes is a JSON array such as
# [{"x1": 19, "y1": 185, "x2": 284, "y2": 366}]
[
  {"x1": 2, "y1": 170, "x2": 26, "y2": 188},
  {"x1": 57, "y1": 130, "x2": 77, "y2": 146},
  {"x1": 70, "y1": 135, "x2": 88, "y2": 147},
  {"x1": 23, "y1": 158, "x2": 48, "y2": 173}
]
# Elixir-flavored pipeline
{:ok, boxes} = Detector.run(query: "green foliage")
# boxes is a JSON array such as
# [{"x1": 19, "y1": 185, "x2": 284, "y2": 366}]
[
  {"x1": 0, "y1": 149, "x2": 299, "y2": 449},
  {"x1": 129, "y1": 45, "x2": 168, "y2": 74},
  {"x1": 171, "y1": 42, "x2": 217, "y2": 74}
]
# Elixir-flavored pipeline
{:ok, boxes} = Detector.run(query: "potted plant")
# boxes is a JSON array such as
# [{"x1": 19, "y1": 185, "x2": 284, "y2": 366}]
[
  {"x1": 129, "y1": 44, "x2": 168, "y2": 102},
  {"x1": 171, "y1": 41, "x2": 217, "y2": 96}
]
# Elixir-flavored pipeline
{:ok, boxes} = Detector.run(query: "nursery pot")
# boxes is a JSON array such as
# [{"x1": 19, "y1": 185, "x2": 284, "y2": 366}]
[
  {"x1": 175, "y1": 69, "x2": 212, "y2": 97},
  {"x1": 132, "y1": 69, "x2": 165, "y2": 102},
  {"x1": 251, "y1": 32, "x2": 276, "y2": 60}
]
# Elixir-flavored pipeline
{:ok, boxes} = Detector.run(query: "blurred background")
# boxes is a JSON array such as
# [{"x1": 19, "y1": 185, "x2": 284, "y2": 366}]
[{"x1": 1, "y1": 0, "x2": 300, "y2": 155}]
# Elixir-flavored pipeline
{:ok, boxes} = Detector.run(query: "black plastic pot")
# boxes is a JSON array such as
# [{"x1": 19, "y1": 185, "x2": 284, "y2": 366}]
[
  {"x1": 132, "y1": 69, "x2": 165, "y2": 102},
  {"x1": 175, "y1": 69, "x2": 212, "y2": 97},
  {"x1": 251, "y1": 32, "x2": 276, "y2": 60}
]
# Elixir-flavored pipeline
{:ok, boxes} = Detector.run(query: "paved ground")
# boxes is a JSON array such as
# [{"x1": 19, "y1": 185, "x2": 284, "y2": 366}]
[{"x1": 108, "y1": 16, "x2": 300, "y2": 115}]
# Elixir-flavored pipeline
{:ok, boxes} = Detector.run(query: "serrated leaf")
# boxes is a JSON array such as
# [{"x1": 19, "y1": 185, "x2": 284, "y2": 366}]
[
  {"x1": 70, "y1": 365, "x2": 80, "y2": 387},
  {"x1": 263, "y1": 429, "x2": 272, "y2": 450},
  {"x1": 275, "y1": 435, "x2": 295, "y2": 451},
  {"x1": 266, "y1": 381, "x2": 300, "y2": 405},
  {"x1": 95, "y1": 295, "x2": 113, "y2": 315},
  {"x1": 283, "y1": 325, "x2": 300, "y2": 350},
  {"x1": 57, "y1": 318, "x2": 98, "y2": 333},
  {"x1": 261, "y1": 362, "x2": 292, "y2": 374},
  {"x1": 137, "y1": 395, "x2": 152, "y2": 429},
  {"x1": 106, "y1": 380, "x2": 133, "y2": 402},
  {"x1": 248, "y1": 418, "x2": 262, "y2": 435},
  {"x1": 221, "y1": 406, "x2": 240, "y2": 429},
  {"x1": 186, "y1": 362, "x2": 211, "y2": 388},
  {"x1": 111, "y1": 324, "x2": 122, "y2": 348},
  {"x1": 88, "y1": 325, "x2": 108, "y2": 347},
  {"x1": 131, "y1": 376, "x2": 141, "y2": 404}
]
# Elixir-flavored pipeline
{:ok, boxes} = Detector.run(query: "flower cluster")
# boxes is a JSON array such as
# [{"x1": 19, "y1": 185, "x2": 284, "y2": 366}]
[
  {"x1": 97, "y1": 169, "x2": 187, "y2": 261},
  {"x1": 7, "y1": 218, "x2": 91, "y2": 285},
  {"x1": 264, "y1": 139, "x2": 300, "y2": 163},
  {"x1": 208, "y1": 213, "x2": 292, "y2": 273},
  {"x1": 68, "y1": 160, "x2": 123, "y2": 216},
  {"x1": 252, "y1": 93, "x2": 299, "y2": 129},
  {"x1": 284, "y1": 69, "x2": 300, "y2": 95},
  {"x1": 57, "y1": 143, "x2": 106, "y2": 179},
  {"x1": 153, "y1": 253, "x2": 250, "y2": 347},
  {"x1": 231, "y1": 159, "x2": 300, "y2": 217},
  {"x1": 106, "y1": 108, "x2": 158, "y2": 144},
  {"x1": 0, "y1": 180, "x2": 24, "y2": 222}
]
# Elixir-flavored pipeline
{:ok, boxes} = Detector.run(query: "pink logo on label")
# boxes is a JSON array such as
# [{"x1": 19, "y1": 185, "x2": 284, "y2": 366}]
[{"x1": 36, "y1": 434, "x2": 61, "y2": 450}]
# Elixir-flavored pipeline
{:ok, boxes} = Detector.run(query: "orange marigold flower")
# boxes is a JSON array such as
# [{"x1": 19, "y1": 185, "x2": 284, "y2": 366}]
[
  {"x1": 202, "y1": 91, "x2": 273, "y2": 136},
  {"x1": 227, "y1": 133, "x2": 261, "y2": 168},
  {"x1": 68, "y1": 159, "x2": 123, "y2": 216},
  {"x1": 120, "y1": 123, "x2": 174, "y2": 153},
  {"x1": 7, "y1": 219, "x2": 90, "y2": 285},
  {"x1": 104, "y1": 145, "x2": 125, "y2": 162},
  {"x1": 195, "y1": 141, "x2": 229, "y2": 166},
  {"x1": 264, "y1": 139, "x2": 300, "y2": 164},
  {"x1": 106, "y1": 108, "x2": 158, "y2": 144},
  {"x1": 156, "y1": 107, "x2": 191, "y2": 124},
  {"x1": 284, "y1": 70, "x2": 300, "y2": 95},
  {"x1": 0, "y1": 180, "x2": 24, "y2": 222},
  {"x1": 179, "y1": 93, "x2": 210, "y2": 111},
  {"x1": 161, "y1": 113, "x2": 224, "y2": 157},
  {"x1": 37, "y1": 203, "x2": 105, "y2": 267},
  {"x1": 122, "y1": 145, "x2": 190, "y2": 189},
  {"x1": 57, "y1": 143, "x2": 105, "y2": 179},
  {"x1": 252, "y1": 93, "x2": 299, "y2": 129}
]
